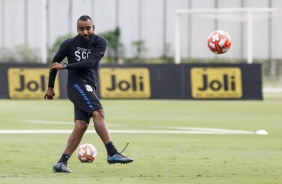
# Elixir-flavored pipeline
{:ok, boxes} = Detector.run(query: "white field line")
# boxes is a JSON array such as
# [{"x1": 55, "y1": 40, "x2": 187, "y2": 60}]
[
  {"x1": 263, "y1": 88, "x2": 282, "y2": 93},
  {"x1": 154, "y1": 126, "x2": 254, "y2": 134},
  {"x1": 0, "y1": 120, "x2": 256, "y2": 135},
  {"x1": 0, "y1": 130, "x2": 254, "y2": 134},
  {"x1": 21, "y1": 120, "x2": 253, "y2": 134},
  {"x1": 21, "y1": 120, "x2": 122, "y2": 126}
]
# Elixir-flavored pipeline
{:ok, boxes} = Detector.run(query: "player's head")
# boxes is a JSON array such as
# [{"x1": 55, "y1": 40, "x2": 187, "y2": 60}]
[{"x1": 77, "y1": 15, "x2": 95, "y2": 41}]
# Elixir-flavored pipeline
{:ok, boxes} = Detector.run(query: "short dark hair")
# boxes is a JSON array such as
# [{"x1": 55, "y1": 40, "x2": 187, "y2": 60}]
[{"x1": 77, "y1": 15, "x2": 92, "y2": 24}]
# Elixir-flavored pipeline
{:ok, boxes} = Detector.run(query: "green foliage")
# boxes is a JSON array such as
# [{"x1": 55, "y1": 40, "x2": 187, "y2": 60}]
[
  {"x1": 100, "y1": 27, "x2": 122, "y2": 63},
  {"x1": 14, "y1": 45, "x2": 39, "y2": 63},
  {"x1": 0, "y1": 45, "x2": 39, "y2": 63},
  {"x1": 48, "y1": 33, "x2": 73, "y2": 63},
  {"x1": 126, "y1": 40, "x2": 147, "y2": 64},
  {"x1": 0, "y1": 47, "x2": 15, "y2": 62}
]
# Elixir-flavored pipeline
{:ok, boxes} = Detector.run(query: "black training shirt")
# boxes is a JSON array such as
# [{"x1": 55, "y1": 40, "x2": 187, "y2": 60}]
[{"x1": 48, "y1": 34, "x2": 107, "y2": 89}]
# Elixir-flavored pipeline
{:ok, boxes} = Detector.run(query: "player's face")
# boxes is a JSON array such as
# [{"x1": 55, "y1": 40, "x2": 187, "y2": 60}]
[{"x1": 77, "y1": 19, "x2": 95, "y2": 41}]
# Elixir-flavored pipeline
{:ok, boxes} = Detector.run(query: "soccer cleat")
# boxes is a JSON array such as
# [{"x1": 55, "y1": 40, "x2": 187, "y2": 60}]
[
  {"x1": 53, "y1": 162, "x2": 72, "y2": 173},
  {"x1": 107, "y1": 152, "x2": 133, "y2": 164}
]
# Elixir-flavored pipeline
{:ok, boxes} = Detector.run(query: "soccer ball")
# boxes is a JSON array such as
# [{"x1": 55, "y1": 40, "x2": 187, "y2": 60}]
[
  {"x1": 207, "y1": 30, "x2": 232, "y2": 54},
  {"x1": 77, "y1": 143, "x2": 97, "y2": 163}
]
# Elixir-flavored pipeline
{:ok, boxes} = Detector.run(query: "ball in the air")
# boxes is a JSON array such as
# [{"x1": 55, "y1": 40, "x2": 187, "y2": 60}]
[{"x1": 207, "y1": 30, "x2": 232, "y2": 54}]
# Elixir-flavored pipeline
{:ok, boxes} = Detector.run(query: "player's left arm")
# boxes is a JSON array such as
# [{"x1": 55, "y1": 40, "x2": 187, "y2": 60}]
[{"x1": 50, "y1": 38, "x2": 107, "y2": 70}]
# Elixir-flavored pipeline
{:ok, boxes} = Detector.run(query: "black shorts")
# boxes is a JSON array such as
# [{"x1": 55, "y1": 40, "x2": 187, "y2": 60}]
[{"x1": 67, "y1": 83, "x2": 103, "y2": 123}]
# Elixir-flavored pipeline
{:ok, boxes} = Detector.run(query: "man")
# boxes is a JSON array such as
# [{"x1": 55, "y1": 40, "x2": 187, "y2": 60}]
[{"x1": 44, "y1": 15, "x2": 133, "y2": 173}]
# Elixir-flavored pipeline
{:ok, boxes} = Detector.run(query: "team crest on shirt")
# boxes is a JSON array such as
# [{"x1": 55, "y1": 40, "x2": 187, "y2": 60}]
[{"x1": 85, "y1": 84, "x2": 93, "y2": 92}]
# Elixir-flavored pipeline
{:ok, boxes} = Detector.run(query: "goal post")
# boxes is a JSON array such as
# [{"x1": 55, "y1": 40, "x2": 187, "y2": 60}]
[{"x1": 174, "y1": 8, "x2": 280, "y2": 64}]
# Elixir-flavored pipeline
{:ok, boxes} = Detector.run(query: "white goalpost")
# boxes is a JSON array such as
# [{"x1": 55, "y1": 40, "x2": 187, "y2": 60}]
[
  {"x1": 41, "y1": 0, "x2": 48, "y2": 64},
  {"x1": 174, "y1": 8, "x2": 279, "y2": 64}
]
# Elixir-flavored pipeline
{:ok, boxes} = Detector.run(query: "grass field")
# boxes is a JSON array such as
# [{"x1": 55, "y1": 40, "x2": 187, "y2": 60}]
[{"x1": 0, "y1": 93, "x2": 282, "y2": 184}]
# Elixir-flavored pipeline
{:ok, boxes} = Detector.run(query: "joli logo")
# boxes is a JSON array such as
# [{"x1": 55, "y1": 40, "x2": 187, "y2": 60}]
[
  {"x1": 106, "y1": 75, "x2": 145, "y2": 91},
  {"x1": 14, "y1": 75, "x2": 46, "y2": 92},
  {"x1": 99, "y1": 68, "x2": 151, "y2": 98},
  {"x1": 8, "y1": 68, "x2": 60, "y2": 99},
  {"x1": 191, "y1": 67, "x2": 242, "y2": 99}
]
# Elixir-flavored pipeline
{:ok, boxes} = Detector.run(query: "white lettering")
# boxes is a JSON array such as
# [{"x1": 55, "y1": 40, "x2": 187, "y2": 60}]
[
  {"x1": 87, "y1": 52, "x2": 91, "y2": 58},
  {"x1": 75, "y1": 49, "x2": 91, "y2": 61},
  {"x1": 82, "y1": 51, "x2": 87, "y2": 60},
  {"x1": 75, "y1": 51, "x2": 81, "y2": 61}
]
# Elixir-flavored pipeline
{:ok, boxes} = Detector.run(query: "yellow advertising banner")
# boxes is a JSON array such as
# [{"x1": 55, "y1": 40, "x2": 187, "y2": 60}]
[
  {"x1": 99, "y1": 68, "x2": 151, "y2": 98},
  {"x1": 8, "y1": 68, "x2": 60, "y2": 99},
  {"x1": 191, "y1": 67, "x2": 242, "y2": 99}
]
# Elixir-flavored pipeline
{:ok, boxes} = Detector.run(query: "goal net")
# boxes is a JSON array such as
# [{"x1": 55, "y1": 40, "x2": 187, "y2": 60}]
[{"x1": 174, "y1": 8, "x2": 282, "y2": 64}]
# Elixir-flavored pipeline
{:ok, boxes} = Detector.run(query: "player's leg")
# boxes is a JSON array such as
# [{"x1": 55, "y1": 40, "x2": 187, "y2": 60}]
[
  {"x1": 63, "y1": 120, "x2": 88, "y2": 155},
  {"x1": 91, "y1": 109, "x2": 111, "y2": 144},
  {"x1": 53, "y1": 119, "x2": 89, "y2": 173},
  {"x1": 91, "y1": 109, "x2": 133, "y2": 164}
]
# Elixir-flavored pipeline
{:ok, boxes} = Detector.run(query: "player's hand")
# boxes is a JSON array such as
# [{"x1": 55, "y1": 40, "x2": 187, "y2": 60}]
[
  {"x1": 49, "y1": 62, "x2": 64, "y2": 72},
  {"x1": 44, "y1": 87, "x2": 55, "y2": 100}
]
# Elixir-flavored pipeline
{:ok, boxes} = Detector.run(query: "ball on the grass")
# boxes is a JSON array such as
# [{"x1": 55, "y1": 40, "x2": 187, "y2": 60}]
[{"x1": 77, "y1": 143, "x2": 97, "y2": 163}]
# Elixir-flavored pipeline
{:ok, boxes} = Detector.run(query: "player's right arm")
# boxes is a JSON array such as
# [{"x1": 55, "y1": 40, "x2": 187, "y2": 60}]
[{"x1": 44, "y1": 40, "x2": 70, "y2": 100}]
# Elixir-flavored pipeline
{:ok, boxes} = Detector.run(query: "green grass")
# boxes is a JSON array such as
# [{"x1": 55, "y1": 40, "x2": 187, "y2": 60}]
[{"x1": 0, "y1": 93, "x2": 282, "y2": 184}]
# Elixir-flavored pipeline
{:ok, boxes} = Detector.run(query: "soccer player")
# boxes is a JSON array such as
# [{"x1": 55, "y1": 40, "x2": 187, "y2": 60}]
[{"x1": 44, "y1": 15, "x2": 133, "y2": 173}]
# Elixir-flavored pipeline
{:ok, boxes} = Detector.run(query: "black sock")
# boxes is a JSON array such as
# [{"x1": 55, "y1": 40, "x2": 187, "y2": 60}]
[
  {"x1": 105, "y1": 141, "x2": 117, "y2": 156},
  {"x1": 58, "y1": 153, "x2": 71, "y2": 164}
]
